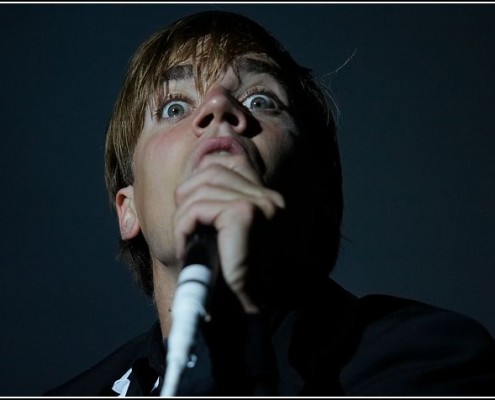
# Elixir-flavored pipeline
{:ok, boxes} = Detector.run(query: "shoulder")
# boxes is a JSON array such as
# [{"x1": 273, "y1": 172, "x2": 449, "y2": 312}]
[
  {"x1": 341, "y1": 294, "x2": 495, "y2": 395},
  {"x1": 43, "y1": 324, "x2": 156, "y2": 396}
]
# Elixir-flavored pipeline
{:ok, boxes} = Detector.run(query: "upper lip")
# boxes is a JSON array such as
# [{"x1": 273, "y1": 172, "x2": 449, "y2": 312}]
[{"x1": 192, "y1": 136, "x2": 248, "y2": 170}]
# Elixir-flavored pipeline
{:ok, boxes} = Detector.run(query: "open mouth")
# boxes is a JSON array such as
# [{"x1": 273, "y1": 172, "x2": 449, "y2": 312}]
[{"x1": 193, "y1": 136, "x2": 246, "y2": 168}]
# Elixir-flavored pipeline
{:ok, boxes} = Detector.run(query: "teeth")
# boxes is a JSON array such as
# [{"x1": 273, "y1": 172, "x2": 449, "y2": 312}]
[{"x1": 212, "y1": 150, "x2": 230, "y2": 156}]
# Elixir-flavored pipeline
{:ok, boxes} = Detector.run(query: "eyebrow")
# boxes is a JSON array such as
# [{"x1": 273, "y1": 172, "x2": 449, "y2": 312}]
[
  {"x1": 162, "y1": 57, "x2": 284, "y2": 83},
  {"x1": 234, "y1": 57, "x2": 284, "y2": 81},
  {"x1": 162, "y1": 64, "x2": 193, "y2": 81}
]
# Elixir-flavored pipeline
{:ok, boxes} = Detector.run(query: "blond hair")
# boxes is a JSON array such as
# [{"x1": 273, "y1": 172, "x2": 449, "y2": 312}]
[{"x1": 104, "y1": 11, "x2": 342, "y2": 296}]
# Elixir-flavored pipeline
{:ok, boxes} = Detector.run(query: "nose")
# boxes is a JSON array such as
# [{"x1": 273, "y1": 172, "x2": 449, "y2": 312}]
[{"x1": 192, "y1": 86, "x2": 248, "y2": 137}]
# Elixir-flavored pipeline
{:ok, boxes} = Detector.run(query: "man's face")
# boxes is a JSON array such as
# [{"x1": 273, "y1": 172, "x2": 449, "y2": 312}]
[{"x1": 118, "y1": 54, "x2": 299, "y2": 269}]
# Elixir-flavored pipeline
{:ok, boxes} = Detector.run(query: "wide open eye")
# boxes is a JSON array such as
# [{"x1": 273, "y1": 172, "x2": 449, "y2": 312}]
[
  {"x1": 161, "y1": 99, "x2": 191, "y2": 119},
  {"x1": 242, "y1": 92, "x2": 278, "y2": 111},
  {"x1": 155, "y1": 94, "x2": 194, "y2": 121}
]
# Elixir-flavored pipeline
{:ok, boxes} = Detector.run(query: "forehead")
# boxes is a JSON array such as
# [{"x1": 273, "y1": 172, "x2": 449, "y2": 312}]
[
  {"x1": 161, "y1": 54, "x2": 288, "y2": 93},
  {"x1": 165, "y1": 54, "x2": 282, "y2": 78}
]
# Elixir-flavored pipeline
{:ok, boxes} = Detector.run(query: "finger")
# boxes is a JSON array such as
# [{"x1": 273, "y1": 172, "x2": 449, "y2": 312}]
[
  {"x1": 177, "y1": 182, "x2": 284, "y2": 224},
  {"x1": 195, "y1": 153, "x2": 262, "y2": 184},
  {"x1": 216, "y1": 214, "x2": 260, "y2": 313},
  {"x1": 176, "y1": 164, "x2": 285, "y2": 210},
  {"x1": 174, "y1": 190, "x2": 280, "y2": 257},
  {"x1": 173, "y1": 199, "x2": 226, "y2": 260}
]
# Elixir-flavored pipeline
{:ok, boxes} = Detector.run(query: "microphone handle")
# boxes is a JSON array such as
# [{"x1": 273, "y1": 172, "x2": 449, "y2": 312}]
[
  {"x1": 183, "y1": 224, "x2": 219, "y2": 268},
  {"x1": 160, "y1": 225, "x2": 218, "y2": 396}
]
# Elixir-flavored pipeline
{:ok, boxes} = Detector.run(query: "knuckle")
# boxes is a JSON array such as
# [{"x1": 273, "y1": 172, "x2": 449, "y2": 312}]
[{"x1": 232, "y1": 199, "x2": 256, "y2": 218}]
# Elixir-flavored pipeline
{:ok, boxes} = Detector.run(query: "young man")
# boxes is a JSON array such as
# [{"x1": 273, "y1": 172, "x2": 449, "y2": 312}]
[{"x1": 46, "y1": 10, "x2": 495, "y2": 396}]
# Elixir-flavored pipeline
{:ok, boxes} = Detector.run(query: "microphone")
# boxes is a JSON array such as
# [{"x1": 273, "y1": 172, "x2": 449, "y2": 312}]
[{"x1": 160, "y1": 225, "x2": 218, "y2": 397}]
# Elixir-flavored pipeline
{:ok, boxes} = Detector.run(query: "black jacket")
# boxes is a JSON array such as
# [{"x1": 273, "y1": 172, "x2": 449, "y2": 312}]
[{"x1": 45, "y1": 279, "x2": 495, "y2": 396}]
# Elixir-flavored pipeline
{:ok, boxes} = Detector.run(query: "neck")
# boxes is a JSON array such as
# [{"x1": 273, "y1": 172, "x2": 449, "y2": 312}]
[{"x1": 153, "y1": 260, "x2": 180, "y2": 338}]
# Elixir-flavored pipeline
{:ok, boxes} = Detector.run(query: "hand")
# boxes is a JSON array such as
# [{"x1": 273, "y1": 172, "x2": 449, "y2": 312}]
[{"x1": 173, "y1": 153, "x2": 285, "y2": 313}]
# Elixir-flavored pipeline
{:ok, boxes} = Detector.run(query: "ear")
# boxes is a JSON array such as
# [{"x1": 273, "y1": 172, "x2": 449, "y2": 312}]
[{"x1": 115, "y1": 185, "x2": 141, "y2": 240}]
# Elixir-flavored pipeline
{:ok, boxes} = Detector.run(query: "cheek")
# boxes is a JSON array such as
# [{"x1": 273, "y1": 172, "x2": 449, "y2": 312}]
[
  {"x1": 256, "y1": 122, "x2": 298, "y2": 183},
  {"x1": 133, "y1": 132, "x2": 190, "y2": 214}
]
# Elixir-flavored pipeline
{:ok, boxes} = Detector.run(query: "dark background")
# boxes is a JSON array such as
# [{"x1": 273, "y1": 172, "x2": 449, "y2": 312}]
[{"x1": 1, "y1": 3, "x2": 494, "y2": 395}]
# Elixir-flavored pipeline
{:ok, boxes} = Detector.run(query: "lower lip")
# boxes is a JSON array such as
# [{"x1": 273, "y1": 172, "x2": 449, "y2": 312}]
[
  {"x1": 199, "y1": 137, "x2": 244, "y2": 158},
  {"x1": 192, "y1": 137, "x2": 247, "y2": 171}
]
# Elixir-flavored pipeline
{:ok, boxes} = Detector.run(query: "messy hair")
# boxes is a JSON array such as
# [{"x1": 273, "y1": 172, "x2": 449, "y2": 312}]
[{"x1": 104, "y1": 10, "x2": 342, "y2": 296}]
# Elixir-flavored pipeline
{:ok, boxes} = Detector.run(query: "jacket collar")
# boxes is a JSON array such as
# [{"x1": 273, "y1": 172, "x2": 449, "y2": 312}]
[
  {"x1": 125, "y1": 278, "x2": 359, "y2": 396},
  {"x1": 276, "y1": 278, "x2": 359, "y2": 395}
]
